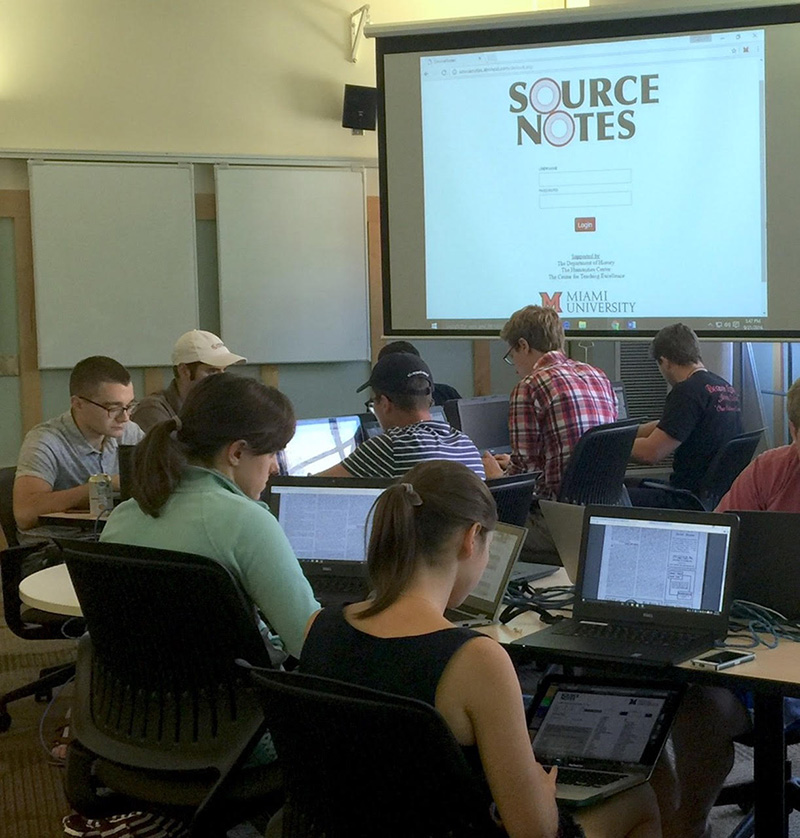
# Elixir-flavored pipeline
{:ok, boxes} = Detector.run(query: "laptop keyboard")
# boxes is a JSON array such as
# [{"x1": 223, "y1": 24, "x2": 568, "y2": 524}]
[
  {"x1": 553, "y1": 622, "x2": 699, "y2": 648},
  {"x1": 556, "y1": 768, "x2": 627, "y2": 788}
]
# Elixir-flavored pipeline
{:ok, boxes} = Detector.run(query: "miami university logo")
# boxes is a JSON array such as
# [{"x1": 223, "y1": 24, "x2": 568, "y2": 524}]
[{"x1": 539, "y1": 291, "x2": 562, "y2": 312}]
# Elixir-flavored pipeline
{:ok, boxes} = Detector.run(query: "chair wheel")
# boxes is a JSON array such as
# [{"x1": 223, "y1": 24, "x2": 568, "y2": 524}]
[
  {"x1": 35, "y1": 688, "x2": 53, "y2": 703},
  {"x1": 0, "y1": 712, "x2": 11, "y2": 733}
]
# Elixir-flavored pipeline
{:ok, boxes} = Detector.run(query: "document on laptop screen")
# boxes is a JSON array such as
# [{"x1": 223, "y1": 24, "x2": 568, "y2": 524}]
[
  {"x1": 532, "y1": 688, "x2": 667, "y2": 763},
  {"x1": 274, "y1": 487, "x2": 382, "y2": 560},
  {"x1": 584, "y1": 517, "x2": 731, "y2": 613},
  {"x1": 471, "y1": 527, "x2": 517, "y2": 601}
]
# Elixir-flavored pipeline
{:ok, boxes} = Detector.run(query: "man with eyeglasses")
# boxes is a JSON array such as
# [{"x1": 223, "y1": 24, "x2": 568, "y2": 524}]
[
  {"x1": 484, "y1": 306, "x2": 616, "y2": 561},
  {"x1": 13, "y1": 355, "x2": 144, "y2": 534},
  {"x1": 318, "y1": 353, "x2": 484, "y2": 479}
]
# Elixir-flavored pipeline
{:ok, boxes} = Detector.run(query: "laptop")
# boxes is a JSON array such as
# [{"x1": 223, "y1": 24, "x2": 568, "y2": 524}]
[
  {"x1": 732, "y1": 510, "x2": 800, "y2": 621},
  {"x1": 278, "y1": 415, "x2": 361, "y2": 476},
  {"x1": 515, "y1": 505, "x2": 739, "y2": 666},
  {"x1": 447, "y1": 395, "x2": 511, "y2": 455},
  {"x1": 527, "y1": 675, "x2": 684, "y2": 807},
  {"x1": 611, "y1": 380, "x2": 628, "y2": 421},
  {"x1": 267, "y1": 476, "x2": 391, "y2": 605},
  {"x1": 539, "y1": 499, "x2": 586, "y2": 583},
  {"x1": 445, "y1": 522, "x2": 527, "y2": 627}
]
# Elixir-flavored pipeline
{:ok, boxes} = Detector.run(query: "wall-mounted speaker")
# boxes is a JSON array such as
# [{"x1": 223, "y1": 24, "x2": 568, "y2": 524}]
[{"x1": 342, "y1": 84, "x2": 377, "y2": 132}]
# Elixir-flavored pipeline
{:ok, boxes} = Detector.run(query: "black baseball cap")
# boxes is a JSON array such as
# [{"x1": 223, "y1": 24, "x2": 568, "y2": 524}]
[{"x1": 356, "y1": 352, "x2": 433, "y2": 395}]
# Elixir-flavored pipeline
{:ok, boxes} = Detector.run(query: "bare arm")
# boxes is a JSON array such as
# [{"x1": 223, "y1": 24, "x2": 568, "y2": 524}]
[
  {"x1": 631, "y1": 427, "x2": 681, "y2": 465},
  {"x1": 636, "y1": 420, "x2": 659, "y2": 438},
  {"x1": 438, "y1": 638, "x2": 559, "y2": 838},
  {"x1": 316, "y1": 463, "x2": 353, "y2": 477},
  {"x1": 13, "y1": 474, "x2": 91, "y2": 531}
]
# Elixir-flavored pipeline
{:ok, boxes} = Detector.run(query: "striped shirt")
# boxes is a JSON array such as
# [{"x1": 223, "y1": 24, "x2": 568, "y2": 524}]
[
  {"x1": 508, "y1": 351, "x2": 617, "y2": 499},
  {"x1": 341, "y1": 421, "x2": 486, "y2": 480}
]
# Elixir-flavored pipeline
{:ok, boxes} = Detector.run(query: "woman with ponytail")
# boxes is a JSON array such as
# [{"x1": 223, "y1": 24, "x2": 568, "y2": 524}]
[
  {"x1": 300, "y1": 460, "x2": 660, "y2": 838},
  {"x1": 100, "y1": 373, "x2": 318, "y2": 659}
]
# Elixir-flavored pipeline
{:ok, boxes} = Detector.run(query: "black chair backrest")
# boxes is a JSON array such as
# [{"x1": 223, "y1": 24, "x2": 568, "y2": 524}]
[
  {"x1": 0, "y1": 466, "x2": 19, "y2": 548},
  {"x1": 486, "y1": 473, "x2": 538, "y2": 526},
  {"x1": 1, "y1": 544, "x2": 75, "y2": 639},
  {"x1": 558, "y1": 419, "x2": 640, "y2": 506},
  {"x1": 696, "y1": 428, "x2": 764, "y2": 511},
  {"x1": 59, "y1": 539, "x2": 274, "y2": 773},
  {"x1": 246, "y1": 667, "x2": 495, "y2": 838}
]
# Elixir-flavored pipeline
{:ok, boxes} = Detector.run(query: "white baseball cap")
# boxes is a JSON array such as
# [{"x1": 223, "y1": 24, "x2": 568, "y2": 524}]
[{"x1": 172, "y1": 330, "x2": 246, "y2": 368}]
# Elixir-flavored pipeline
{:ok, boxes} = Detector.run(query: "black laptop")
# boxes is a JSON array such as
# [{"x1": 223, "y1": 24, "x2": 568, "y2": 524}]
[
  {"x1": 731, "y1": 510, "x2": 800, "y2": 621},
  {"x1": 267, "y1": 476, "x2": 391, "y2": 605},
  {"x1": 515, "y1": 505, "x2": 739, "y2": 666},
  {"x1": 527, "y1": 675, "x2": 684, "y2": 807}
]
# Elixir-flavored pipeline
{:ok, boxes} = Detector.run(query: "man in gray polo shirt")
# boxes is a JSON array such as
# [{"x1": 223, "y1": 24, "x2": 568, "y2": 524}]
[
  {"x1": 14, "y1": 356, "x2": 144, "y2": 534},
  {"x1": 131, "y1": 330, "x2": 246, "y2": 432}
]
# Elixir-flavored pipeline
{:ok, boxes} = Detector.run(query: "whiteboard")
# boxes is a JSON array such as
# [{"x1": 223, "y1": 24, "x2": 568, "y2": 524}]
[
  {"x1": 216, "y1": 166, "x2": 369, "y2": 364},
  {"x1": 29, "y1": 161, "x2": 198, "y2": 368}
]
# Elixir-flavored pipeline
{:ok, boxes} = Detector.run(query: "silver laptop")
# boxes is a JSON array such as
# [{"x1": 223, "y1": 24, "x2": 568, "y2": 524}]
[
  {"x1": 528, "y1": 675, "x2": 684, "y2": 807},
  {"x1": 445, "y1": 522, "x2": 526, "y2": 627},
  {"x1": 539, "y1": 499, "x2": 586, "y2": 583}
]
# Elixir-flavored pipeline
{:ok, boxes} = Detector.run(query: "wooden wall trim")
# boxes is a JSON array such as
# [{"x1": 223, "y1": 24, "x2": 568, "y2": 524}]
[
  {"x1": 0, "y1": 190, "x2": 42, "y2": 433},
  {"x1": 195, "y1": 193, "x2": 216, "y2": 221},
  {"x1": 367, "y1": 195, "x2": 383, "y2": 364}
]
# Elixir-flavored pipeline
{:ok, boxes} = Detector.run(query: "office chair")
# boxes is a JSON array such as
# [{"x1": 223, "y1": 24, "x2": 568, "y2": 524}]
[
  {"x1": 0, "y1": 465, "x2": 19, "y2": 548},
  {"x1": 0, "y1": 543, "x2": 80, "y2": 732},
  {"x1": 714, "y1": 721, "x2": 800, "y2": 838},
  {"x1": 59, "y1": 539, "x2": 283, "y2": 835},
  {"x1": 558, "y1": 419, "x2": 640, "y2": 506},
  {"x1": 486, "y1": 473, "x2": 539, "y2": 527},
  {"x1": 243, "y1": 665, "x2": 498, "y2": 838},
  {"x1": 640, "y1": 428, "x2": 764, "y2": 512}
]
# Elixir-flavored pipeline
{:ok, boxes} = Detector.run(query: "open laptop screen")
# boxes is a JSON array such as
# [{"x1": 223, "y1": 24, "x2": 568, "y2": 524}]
[
  {"x1": 279, "y1": 415, "x2": 361, "y2": 476},
  {"x1": 581, "y1": 513, "x2": 733, "y2": 616},
  {"x1": 529, "y1": 680, "x2": 679, "y2": 767},
  {"x1": 267, "y1": 478, "x2": 389, "y2": 565}
]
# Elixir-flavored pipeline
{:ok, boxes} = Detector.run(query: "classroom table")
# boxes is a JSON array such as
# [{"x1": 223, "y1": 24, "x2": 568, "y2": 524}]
[
  {"x1": 482, "y1": 572, "x2": 800, "y2": 838},
  {"x1": 39, "y1": 510, "x2": 108, "y2": 528},
  {"x1": 18, "y1": 562, "x2": 800, "y2": 836}
]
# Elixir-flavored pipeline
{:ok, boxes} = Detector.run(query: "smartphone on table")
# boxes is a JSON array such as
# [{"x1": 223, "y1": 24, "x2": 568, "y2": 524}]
[{"x1": 689, "y1": 649, "x2": 755, "y2": 670}]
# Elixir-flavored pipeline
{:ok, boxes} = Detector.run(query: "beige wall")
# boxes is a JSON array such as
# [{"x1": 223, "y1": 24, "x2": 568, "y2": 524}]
[{"x1": 0, "y1": 0, "x2": 545, "y2": 170}]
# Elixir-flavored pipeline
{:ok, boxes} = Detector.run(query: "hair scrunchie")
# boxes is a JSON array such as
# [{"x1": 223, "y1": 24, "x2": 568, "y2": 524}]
[
  {"x1": 169, "y1": 415, "x2": 183, "y2": 441},
  {"x1": 400, "y1": 482, "x2": 423, "y2": 507}
]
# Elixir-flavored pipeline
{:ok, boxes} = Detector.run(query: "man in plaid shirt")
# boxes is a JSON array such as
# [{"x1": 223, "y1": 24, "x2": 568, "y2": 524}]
[{"x1": 484, "y1": 305, "x2": 616, "y2": 560}]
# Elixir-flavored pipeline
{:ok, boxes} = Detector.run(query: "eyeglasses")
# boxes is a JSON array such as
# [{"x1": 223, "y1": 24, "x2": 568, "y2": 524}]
[
  {"x1": 364, "y1": 398, "x2": 376, "y2": 414},
  {"x1": 79, "y1": 395, "x2": 138, "y2": 419},
  {"x1": 502, "y1": 344, "x2": 517, "y2": 365}
]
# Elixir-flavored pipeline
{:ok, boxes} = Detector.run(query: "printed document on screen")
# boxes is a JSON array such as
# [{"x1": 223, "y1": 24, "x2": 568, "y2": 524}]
[{"x1": 595, "y1": 522, "x2": 708, "y2": 610}]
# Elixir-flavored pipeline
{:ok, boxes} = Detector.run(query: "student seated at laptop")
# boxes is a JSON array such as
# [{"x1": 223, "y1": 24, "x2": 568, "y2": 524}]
[
  {"x1": 650, "y1": 376, "x2": 800, "y2": 838},
  {"x1": 318, "y1": 352, "x2": 485, "y2": 480},
  {"x1": 300, "y1": 461, "x2": 661, "y2": 838},
  {"x1": 100, "y1": 373, "x2": 319, "y2": 662},
  {"x1": 14, "y1": 355, "x2": 145, "y2": 537}
]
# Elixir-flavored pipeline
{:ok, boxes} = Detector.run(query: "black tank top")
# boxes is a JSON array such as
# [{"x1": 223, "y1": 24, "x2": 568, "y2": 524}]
[{"x1": 300, "y1": 606, "x2": 483, "y2": 707}]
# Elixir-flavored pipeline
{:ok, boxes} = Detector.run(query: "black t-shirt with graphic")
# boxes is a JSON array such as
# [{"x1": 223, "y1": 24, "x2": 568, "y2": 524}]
[{"x1": 658, "y1": 370, "x2": 742, "y2": 492}]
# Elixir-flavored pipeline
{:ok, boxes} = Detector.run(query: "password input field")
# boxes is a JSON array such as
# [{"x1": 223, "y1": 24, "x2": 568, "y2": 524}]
[{"x1": 539, "y1": 192, "x2": 632, "y2": 209}]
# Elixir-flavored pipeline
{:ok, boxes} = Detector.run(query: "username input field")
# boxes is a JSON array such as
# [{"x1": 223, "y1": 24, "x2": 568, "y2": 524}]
[{"x1": 539, "y1": 169, "x2": 631, "y2": 187}]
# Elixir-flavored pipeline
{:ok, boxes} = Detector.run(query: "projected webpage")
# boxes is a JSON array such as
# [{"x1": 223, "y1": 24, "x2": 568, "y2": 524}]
[{"x1": 419, "y1": 30, "x2": 766, "y2": 329}]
